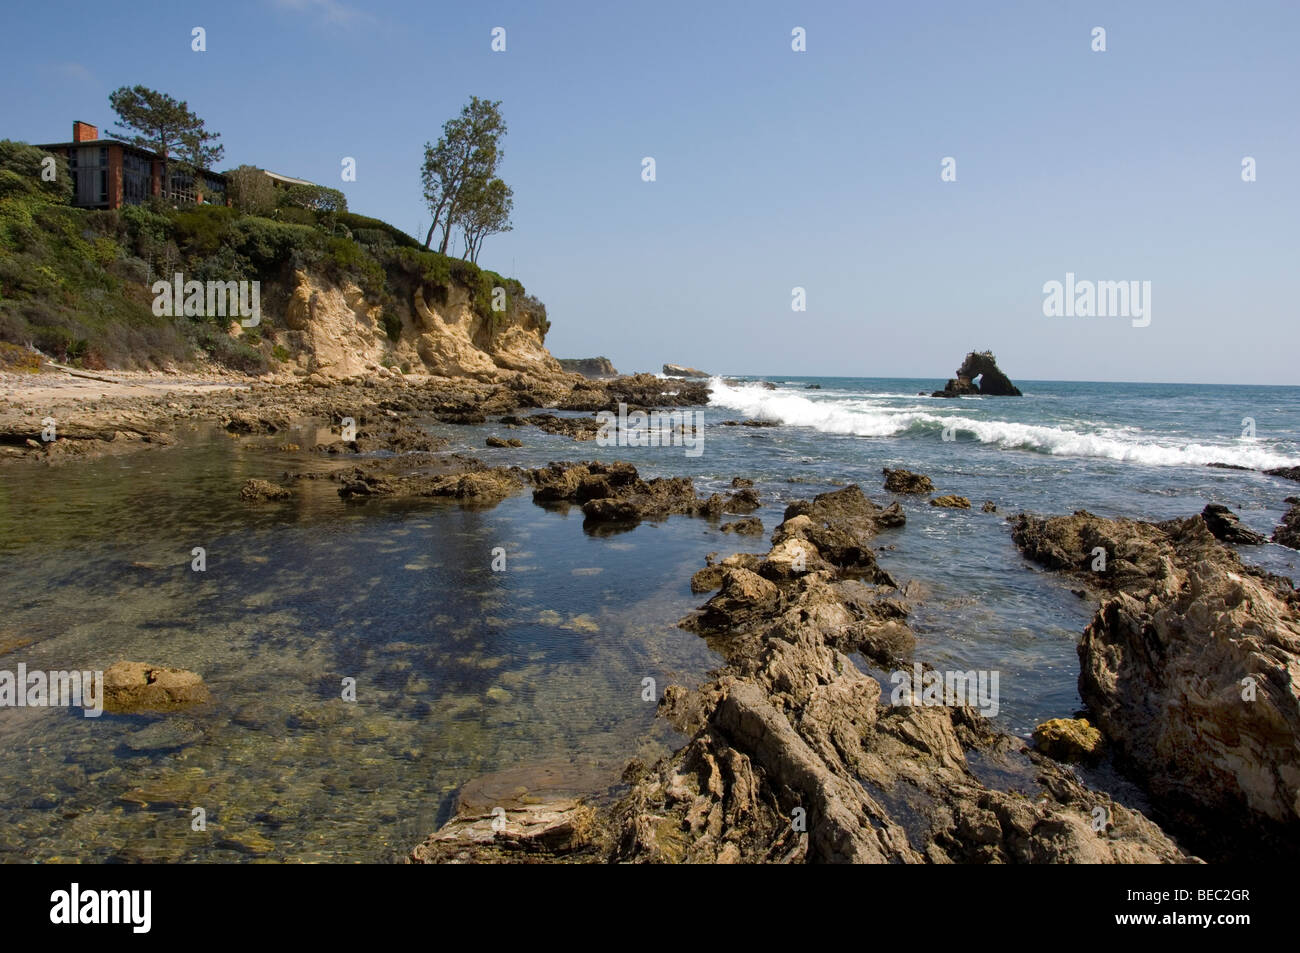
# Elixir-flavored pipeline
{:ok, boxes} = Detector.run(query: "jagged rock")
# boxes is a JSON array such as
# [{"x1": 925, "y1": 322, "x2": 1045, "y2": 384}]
[
  {"x1": 930, "y1": 495, "x2": 971, "y2": 509},
  {"x1": 779, "y1": 486, "x2": 900, "y2": 583},
  {"x1": 411, "y1": 483, "x2": 1196, "y2": 865},
  {"x1": 223, "y1": 410, "x2": 285, "y2": 434},
  {"x1": 932, "y1": 351, "x2": 1022, "y2": 398},
  {"x1": 883, "y1": 468, "x2": 935, "y2": 494},
  {"x1": 239, "y1": 478, "x2": 292, "y2": 501},
  {"x1": 1201, "y1": 503, "x2": 1266, "y2": 545},
  {"x1": 721, "y1": 517, "x2": 764, "y2": 535},
  {"x1": 1010, "y1": 509, "x2": 1173, "y2": 592},
  {"x1": 520, "y1": 413, "x2": 601, "y2": 441},
  {"x1": 1013, "y1": 509, "x2": 1300, "y2": 859},
  {"x1": 557, "y1": 357, "x2": 618, "y2": 378},
  {"x1": 758, "y1": 537, "x2": 831, "y2": 581},
  {"x1": 485, "y1": 437, "x2": 522, "y2": 448},
  {"x1": 529, "y1": 461, "x2": 758, "y2": 528},
  {"x1": 103, "y1": 661, "x2": 210, "y2": 714},
  {"x1": 1266, "y1": 466, "x2": 1300, "y2": 483},
  {"x1": 981, "y1": 501, "x2": 997, "y2": 513},
  {"x1": 1274, "y1": 500, "x2": 1300, "y2": 550},
  {"x1": 663, "y1": 363, "x2": 710, "y2": 379},
  {"x1": 560, "y1": 373, "x2": 709, "y2": 411},
  {"x1": 335, "y1": 460, "x2": 525, "y2": 503},
  {"x1": 690, "y1": 566, "x2": 726, "y2": 593},
  {"x1": 1033, "y1": 718, "x2": 1104, "y2": 763}
]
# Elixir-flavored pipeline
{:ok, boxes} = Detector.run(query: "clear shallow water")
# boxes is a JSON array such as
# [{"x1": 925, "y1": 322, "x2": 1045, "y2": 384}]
[
  {"x1": 1, "y1": 377, "x2": 1297, "y2": 862},
  {"x1": 0, "y1": 425, "x2": 720, "y2": 862}
]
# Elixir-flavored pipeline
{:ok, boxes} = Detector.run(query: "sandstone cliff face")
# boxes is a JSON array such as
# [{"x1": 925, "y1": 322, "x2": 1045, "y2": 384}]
[{"x1": 273, "y1": 269, "x2": 566, "y2": 383}]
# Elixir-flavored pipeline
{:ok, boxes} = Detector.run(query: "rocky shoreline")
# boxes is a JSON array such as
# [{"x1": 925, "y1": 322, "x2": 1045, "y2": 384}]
[
  {"x1": 0, "y1": 366, "x2": 709, "y2": 464},
  {"x1": 409, "y1": 473, "x2": 1250, "y2": 863},
  {"x1": 405, "y1": 466, "x2": 1299, "y2": 865},
  {"x1": 5, "y1": 366, "x2": 1296, "y2": 864}
]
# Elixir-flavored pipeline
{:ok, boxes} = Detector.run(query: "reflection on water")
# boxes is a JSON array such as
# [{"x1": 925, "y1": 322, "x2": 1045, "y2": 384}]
[{"x1": 0, "y1": 425, "x2": 718, "y2": 862}]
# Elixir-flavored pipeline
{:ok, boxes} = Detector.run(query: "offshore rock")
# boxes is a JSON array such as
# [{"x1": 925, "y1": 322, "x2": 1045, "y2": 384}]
[{"x1": 932, "y1": 350, "x2": 1022, "y2": 398}]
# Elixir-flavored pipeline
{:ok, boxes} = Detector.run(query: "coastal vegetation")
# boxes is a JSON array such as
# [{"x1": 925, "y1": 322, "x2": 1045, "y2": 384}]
[{"x1": 0, "y1": 144, "x2": 539, "y2": 372}]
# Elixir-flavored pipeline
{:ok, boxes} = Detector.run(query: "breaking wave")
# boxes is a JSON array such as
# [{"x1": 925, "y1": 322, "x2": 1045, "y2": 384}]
[{"x1": 706, "y1": 378, "x2": 1298, "y2": 470}]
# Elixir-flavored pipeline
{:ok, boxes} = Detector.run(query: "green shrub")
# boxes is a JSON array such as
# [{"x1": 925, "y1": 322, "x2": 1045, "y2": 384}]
[
  {"x1": 226, "y1": 165, "x2": 276, "y2": 215},
  {"x1": 194, "y1": 322, "x2": 267, "y2": 374},
  {"x1": 336, "y1": 212, "x2": 421, "y2": 249},
  {"x1": 277, "y1": 182, "x2": 347, "y2": 213},
  {"x1": 229, "y1": 218, "x2": 321, "y2": 276},
  {"x1": 381, "y1": 309, "x2": 402, "y2": 342},
  {"x1": 324, "y1": 236, "x2": 383, "y2": 296},
  {"x1": 0, "y1": 140, "x2": 73, "y2": 204},
  {"x1": 170, "y1": 206, "x2": 239, "y2": 258},
  {"x1": 275, "y1": 206, "x2": 317, "y2": 227},
  {"x1": 272, "y1": 344, "x2": 290, "y2": 363}
]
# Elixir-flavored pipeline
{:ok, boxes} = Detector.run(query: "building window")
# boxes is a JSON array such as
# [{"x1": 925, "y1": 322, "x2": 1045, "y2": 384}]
[{"x1": 122, "y1": 151, "x2": 151, "y2": 206}]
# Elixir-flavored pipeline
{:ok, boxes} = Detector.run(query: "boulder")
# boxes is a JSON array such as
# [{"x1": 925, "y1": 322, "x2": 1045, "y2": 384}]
[
  {"x1": 240, "y1": 478, "x2": 292, "y2": 502},
  {"x1": 1033, "y1": 718, "x2": 1104, "y2": 763},
  {"x1": 929, "y1": 495, "x2": 971, "y2": 509},
  {"x1": 883, "y1": 468, "x2": 935, "y2": 494}
]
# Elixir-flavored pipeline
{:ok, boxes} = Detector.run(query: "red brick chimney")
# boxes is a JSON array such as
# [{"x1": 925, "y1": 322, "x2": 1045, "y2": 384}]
[{"x1": 72, "y1": 121, "x2": 98, "y2": 143}]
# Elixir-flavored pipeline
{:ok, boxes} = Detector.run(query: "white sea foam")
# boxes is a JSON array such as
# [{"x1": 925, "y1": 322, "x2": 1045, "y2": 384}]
[{"x1": 706, "y1": 378, "x2": 1299, "y2": 470}]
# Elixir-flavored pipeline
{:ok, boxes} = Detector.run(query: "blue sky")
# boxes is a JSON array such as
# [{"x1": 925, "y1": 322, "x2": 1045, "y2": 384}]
[{"x1": 2, "y1": 0, "x2": 1296, "y2": 384}]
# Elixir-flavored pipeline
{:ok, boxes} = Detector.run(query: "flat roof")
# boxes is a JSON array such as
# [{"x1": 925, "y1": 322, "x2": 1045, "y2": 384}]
[
  {"x1": 262, "y1": 169, "x2": 317, "y2": 187},
  {"x1": 34, "y1": 139, "x2": 225, "y2": 179}
]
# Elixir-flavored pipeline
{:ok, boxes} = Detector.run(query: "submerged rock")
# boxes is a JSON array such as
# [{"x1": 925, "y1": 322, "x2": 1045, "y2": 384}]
[
  {"x1": 103, "y1": 661, "x2": 210, "y2": 714},
  {"x1": 223, "y1": 410, "x2": 286, "y2": 434},
  {"x1": 929, "y1": 495, "x2": 971, "y2": 509},
  {"x1": 239, "y1": 478, "x2": 292, "y2": 501}
]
